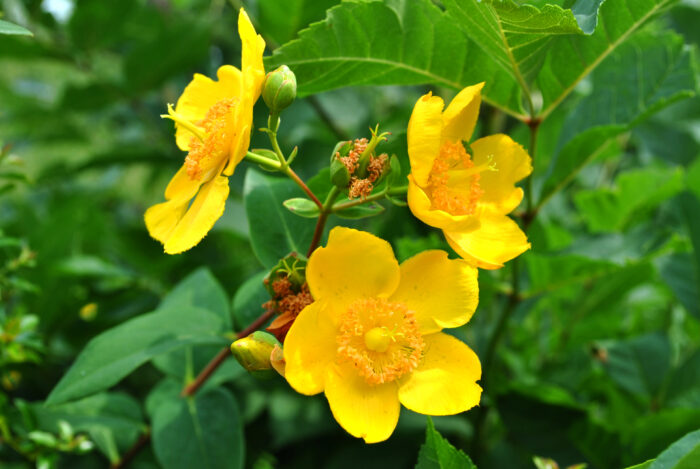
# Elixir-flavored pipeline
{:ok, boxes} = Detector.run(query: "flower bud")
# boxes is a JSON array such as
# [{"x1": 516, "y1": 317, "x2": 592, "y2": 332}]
[
  {"x1": 230, "y1": 331, "x2": 281, "y2": 377},
  {"x1": 262, "y1": 65, "x2": 297, "y2": 113},
  {"x1": 330, "y1": 156, "x2": 351, "y2": 189}
]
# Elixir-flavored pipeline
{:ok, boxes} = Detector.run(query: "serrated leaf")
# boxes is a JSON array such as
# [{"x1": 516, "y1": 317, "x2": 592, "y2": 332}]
[
  {"x1": 538, "y1": 31, "x2": 696, "y2": 205},
  {"x1": 603, "y1": 333, "x2": 671, "y2": 399},
  {"x1": 244, "y1": 169, "x2": 315, "y2": 267},
  {"x1": 444, "y1": 0, "x2": 584, "y2": 108},
  {"x1": 537, "y1": 0, "x2": 680, "y2": 119},
  {"x1": 650, "y1": 429, "x2": 700, "y2": 469},
  {"x1": 46, "y1": 306, "x2": 227, "y2": 405},
  {"x1": 0, "y1": 19, "x2": 32, "y2": 36},
  {"x1": 151, "y1": 387, "x2": 244, "y2": 469},
  {"x1": 266, "y1": 0, "x2": 525, "y2": 118},
  {"x1": 257, "y1": 0, "x2": 339, "y2": 45},
  {"x1": 416, "y1": 417, "x2": 476, "y2": 469}
]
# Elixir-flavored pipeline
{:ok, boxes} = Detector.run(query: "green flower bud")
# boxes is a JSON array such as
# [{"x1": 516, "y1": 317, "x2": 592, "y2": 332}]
[
  {"x1": 330, "y1": 156, "x2": 351, "y2": 189},
  {"x1": 262, "y1": 65, "x2": 297, "y2": 112},
  {"x1": 230, "y1": 331, "x2": 281, "y2": 378}
]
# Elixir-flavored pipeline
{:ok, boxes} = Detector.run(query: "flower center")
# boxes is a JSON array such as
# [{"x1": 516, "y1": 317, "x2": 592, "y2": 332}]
[
  {"x1": 336, "y1": 298, "x2": 424, "y2": 385},
  {"x1": 184, "y1": 98, "x2": 237, "y2": 180},
  {"x1": 426, "y1": 141, "x2": 495, "y2": 216}
]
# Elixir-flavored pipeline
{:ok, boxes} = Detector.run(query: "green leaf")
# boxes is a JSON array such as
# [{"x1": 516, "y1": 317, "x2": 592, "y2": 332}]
[
  {"x1": 625, "y1": 409, "x2": 700, "y2": 465},
  {"x1": 667, "y1": 351, "x2": 700, "y2": 408},
  {"x1": 538, "y1": 30, "x2": 696, "y2": 206},
  {"x1": 334, "y1": 201, "x2": 385, "y2": 219},
  {"x1": 266, "y1": 0, "x2": 525, "y2": 118},
  {"x1": 244, "y1": 169, "x2": 315, "y2": 268},
  {"x1": 283, "y1": 197, "x2": 321, "y2": 218},
  {"x1": 574, "y1": 167, "x2": 685, "y2": 233},
  {"x1": 0, "y1": 19, "x2": 32, "y2": 36},
  {"x1": 537, "y1": 0, "x2": 680, "y2": 119},
  {"x1": 151, "y1": 387, "x2": 244, "y2": 469},
  {"x1": 656, "y1": 253, "x2": 700, "y2": 320},
  {"x1": 46, "y1": 305, "x2": 227, "y2": 406},
  {"x1": 570, "y1": 0, "x2": 607, "y2": 35},
  {"x1": 257, "y1": 0, "x2": 339, "y2": 45},
  {"x1": 625, "y1": 462, "x2": 654, "y2": 469},
  {"x1": 603, "y1": 333, "x2": 671, "y2": 399},
  {"x1": 415, "y1": 416, "x2": 476, "y2": 469},
  {"x1": 159, "y1": 267, "x2": 231, "y2": 329},
  {"x1": 444, "y1": 0, "x2": 584, "y2": 108},
  {"x1": 232, "y1": 271, "x2": 269, "y2": 331},
  {"x1": 32, "y1": 392, "x2": 144, "y2": 464},
  {"x1": 650, "y1": 429, "x2": 700, "y2": 469}
]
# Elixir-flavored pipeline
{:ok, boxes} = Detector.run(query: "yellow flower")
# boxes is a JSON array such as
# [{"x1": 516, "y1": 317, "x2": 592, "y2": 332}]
[
  {"x1": 144, "y1": 9, "x2": 265, "y2": 254},
  {"x1": 283, "y1": 227, "x2": 482, "y2": 443},
  {"x1": 407, "y1": 84, "x2": 533, "y2": 269}
]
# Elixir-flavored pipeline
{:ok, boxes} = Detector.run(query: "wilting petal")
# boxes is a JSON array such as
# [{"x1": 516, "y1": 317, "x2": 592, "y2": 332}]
[
  {"x1": 306, "y1": 227, "x2": 400, "y2": 311},
  {"x1": 444, "y1": 213, "x2": 530, "y2": 269},
  {"x1": 325, "y1": 362, "x2": 400, "y2": 443},
  {"x1": 441, "y1": 83, "x2": 484, "y2": 144},
  {"x1": 283, "y1": 300, "x2": 338, "y2": 395},
  {"x1": 472, "y1": 134, "x2": 532, "y2": 215},
  {"x1": 391, "y1": 250, "x2": 478, "y2": 334},
  {"x1": 398, "y1": 333, "x2": 481, "y2": 415},
  {"x1": 407, "y1": 93, "x2": 444, "y2": 187}
]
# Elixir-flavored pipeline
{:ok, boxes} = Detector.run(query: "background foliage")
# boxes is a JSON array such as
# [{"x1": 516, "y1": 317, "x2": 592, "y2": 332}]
[{"x1": 1, "y1": 0, "x2": 699, "y2": 468}]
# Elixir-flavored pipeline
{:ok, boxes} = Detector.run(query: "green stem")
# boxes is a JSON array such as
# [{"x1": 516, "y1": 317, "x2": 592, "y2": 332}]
[
  {"x1": 523, "y1": 119, "x2": 541, "y2": 230},
  {"x1": 244, "y1": 151, "x2": 281, "y2": 170}
]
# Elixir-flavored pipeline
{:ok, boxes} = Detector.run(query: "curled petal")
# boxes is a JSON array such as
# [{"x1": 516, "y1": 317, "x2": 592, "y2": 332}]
[
  {"x1": 442, "y1": 83, "x2": 484, "y2": 144},
  {"x1": 407, "y1": 93, "x2": 444, "y2": 187}
]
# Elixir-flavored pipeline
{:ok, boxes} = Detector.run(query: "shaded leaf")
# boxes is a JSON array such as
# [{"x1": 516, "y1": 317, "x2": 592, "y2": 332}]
[
  {"x1": 650, "y1": 429, "x2": 700, "y2": 469},
  {"x1": 0, "y1": 19, "x2": 32, "y2": 36},
  {"x1": 415, "y1": 416, "x2": 476, "y2": 469},
  {"x1": 603, "y1": 333, "x2": 671, "y2": 399}
]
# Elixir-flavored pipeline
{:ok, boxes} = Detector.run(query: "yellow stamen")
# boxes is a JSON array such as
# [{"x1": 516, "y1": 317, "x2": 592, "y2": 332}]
[
  {"x1": 337, "y1": 298, "x2": 424, "y2": 386},
  {"x1": 161, "y1": 103, "x2": 206, "y2": 142}
]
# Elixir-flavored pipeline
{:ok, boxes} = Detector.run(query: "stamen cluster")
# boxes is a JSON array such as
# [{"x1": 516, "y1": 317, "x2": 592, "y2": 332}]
[
  {"x1": 427, "y1": 141, "x2": 483, "y2": 215},
  {"x1": 185, "y1": 98, "x2": 237, "y2": 180}
]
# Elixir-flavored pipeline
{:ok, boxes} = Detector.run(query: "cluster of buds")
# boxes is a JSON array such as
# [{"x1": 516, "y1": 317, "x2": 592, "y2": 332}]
[{"x1": 330, "y1": 125, "x2": 392, "y2": 199}]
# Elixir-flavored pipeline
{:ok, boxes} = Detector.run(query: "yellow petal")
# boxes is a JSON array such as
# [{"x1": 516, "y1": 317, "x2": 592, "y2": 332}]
[
  {"x1": 398, "y1": 332, "x2": 482, "y2": 416},
  {"x1": 224, "y1": 124, "x2": 250, "y2": 176},
  {"x1": 306, "y1": 227, "x2": 400, "y2": 311},
  {"x1": 283, "y1": 300, "x2": 338, "y2": 395},
  {"x1": 472, "y1": 134, "x2": 532, "y2": 214},
  {"x1": 390, "y1": 251, "x2": 478, "y2": 335},
  {"x1": 164, "y1": 165, "x2": 202, "y2": 200},
  {"x1": 239, "y1": 8, "x2": 266, "y2": 101},
  {"x1": 173, "y1": 65, "x2": 242, "y2": 151},
  {"x1": 444, "y1": 214, "x2": 530, "y2": 269},
  {"x1": 144, "y1": 197, "x2": 189, "y2": 244},
  {"x1": 407, "y1": 93, "x2": 444, "y2": 187},
  {"x1": 407, "y1": 175, "x2": 480, "y2": 232},
  {"x1": 442, "y1": 83, "x2": 484, "y2": 144},
  {"x1": 163, "y1": 175, "x2": 230, "y2": 254},
  {"x1": 324, "y1": 362, "x2": 400, "y2": 443}
]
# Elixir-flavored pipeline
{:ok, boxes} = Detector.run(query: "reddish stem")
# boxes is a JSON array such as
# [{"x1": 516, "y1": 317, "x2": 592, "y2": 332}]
[{"x1": 286, "y1": 167, "x2": 322, "y2": 209}]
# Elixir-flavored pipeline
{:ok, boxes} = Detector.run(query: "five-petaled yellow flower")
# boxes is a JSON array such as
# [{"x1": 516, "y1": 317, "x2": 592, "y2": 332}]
[
  {"x1": 407, "y1": 84, "x2": 533, "y2": 269},
  {"x1": 145, "y1": 8, "x2": 265, "y2": 254},
  {"x1": 284, "y1": 227, "x2": 482, "y2": 443}
]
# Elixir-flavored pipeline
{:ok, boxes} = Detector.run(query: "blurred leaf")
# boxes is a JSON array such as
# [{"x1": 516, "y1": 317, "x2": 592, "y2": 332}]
[
  {"x1": 625, "y1": 409, "x2": 700, "y2": 465},
  {"x1": 575, "y1": 167, "x2": 685, "y2": 233},
  {"x1": 56, "y1": 255, "x2": 133, "y2": 280},
  {"x1": 159, "y1": 267, "x2": 231, "y2": 329},
  {"x1": 444, "y1": 0, "x2": 584, "y2": 90},
  {"x1": 656, "y1": 253, "x2": 700, "y2": 320},
  {"x1": 46, "y1": 305, "x2": 227, "y2": 405},
  {"x1": 666, "y1": 350, "x2": 700, "y2": 408},
  {"x1": 232, "y1": 271, "x2": 269, "y2": 331},
  {"x1": 267, "y1": 0, "x2": 524, "y2": 117},
  {"x1": 649, "y1": 429, "x2": 700, "y2": 469},
  {"x1": 603, "y1": 333, "x2": 671, "y2": 399},
  {"x1": 151, "y1": 387, "x2": 244, "y2": 469},
  {"x1": 570, "y1": 0, "x2": 607, "y2": 34},
  {"x1": 32, "y1": 392, "x2": 144, "y2": 464},
  {"x1": 244, "y1": 169, "x2": 315, "y2": 268},
  {"x1": 537, "y1": 0, "x2": 680, "y2": 118},
  {"x1": 0, "y1": 19, "x2": 32, "y2": 36},
  {"x1": 416, "y1": 416, "x2": 476, "y2": 469},
  {"x1": 539, "y1": 30, "x2": 697, "y2": 205}
]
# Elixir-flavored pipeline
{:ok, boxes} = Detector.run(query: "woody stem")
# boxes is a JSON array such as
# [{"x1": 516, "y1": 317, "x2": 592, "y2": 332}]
[{"x1": 307, "y1": 186, "x2": 341, "y2": 257}]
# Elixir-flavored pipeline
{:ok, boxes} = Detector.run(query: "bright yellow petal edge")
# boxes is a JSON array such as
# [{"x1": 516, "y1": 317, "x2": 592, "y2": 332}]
[
  {"x1": 406, "y1": 84, "x2": 532, "y2": 269},
  {"x1": 145, "y1": 8, "x2": 265, "y2": 254},
  {"x1": 282, "y1": 227, "x2": 482, "y2": 443}
]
